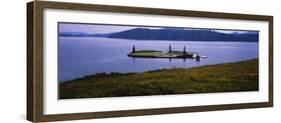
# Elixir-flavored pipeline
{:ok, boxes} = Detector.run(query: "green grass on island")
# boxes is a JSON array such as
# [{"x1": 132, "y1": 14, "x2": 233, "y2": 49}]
[
  {"x1": 59, "y1": 59, "x2": 258, "y2": 99},
  {"x1": 128, "y1": 50, "x2": 194, "y2": 58}
]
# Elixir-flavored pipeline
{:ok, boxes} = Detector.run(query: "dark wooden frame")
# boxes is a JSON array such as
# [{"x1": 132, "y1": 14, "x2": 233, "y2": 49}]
[{"x1": 27, "y1": 1, "x2": 273, "y2": 122}]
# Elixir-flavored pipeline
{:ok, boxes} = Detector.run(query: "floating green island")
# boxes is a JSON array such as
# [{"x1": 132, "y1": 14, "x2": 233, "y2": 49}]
[
  {"x1": 128, "y1": 45, "x2": 206, "y2": 60},
  {"x1": 128, "y1": 50, "x2": 195, "y2": 58}
]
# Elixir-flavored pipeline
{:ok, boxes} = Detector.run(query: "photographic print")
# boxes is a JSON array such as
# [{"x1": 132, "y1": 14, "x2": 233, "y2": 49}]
[
  {"x1": 58, "y1": 23, "x2": 259, "y2": 99},
  {"x1": 27, "y1": 1, "x2": 273, "y2": 122}
]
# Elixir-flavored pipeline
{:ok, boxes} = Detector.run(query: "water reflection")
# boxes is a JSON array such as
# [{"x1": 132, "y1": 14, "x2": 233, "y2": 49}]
[{"x1": 59, "y1": 37, "x2": 258, "y2": 81}]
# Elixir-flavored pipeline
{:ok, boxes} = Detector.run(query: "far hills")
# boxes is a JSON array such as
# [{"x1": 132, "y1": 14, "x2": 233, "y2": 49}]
[{"x1": 60, "y1": 28, "x2": 259, "y2": 42}]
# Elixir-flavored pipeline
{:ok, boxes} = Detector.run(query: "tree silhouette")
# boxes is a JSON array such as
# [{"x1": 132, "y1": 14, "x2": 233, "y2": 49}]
[
  {"x1": 132, "y1": 45, "x2": 136, "y2": 53},
  {"x1": 183, "y1": 46, "x2": 186, "y2": 54},
  {"x1": 169, "y1": 44, "x2": 172, "y2": 53}
]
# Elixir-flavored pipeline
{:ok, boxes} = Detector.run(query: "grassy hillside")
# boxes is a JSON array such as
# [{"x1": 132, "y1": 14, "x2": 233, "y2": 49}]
[{"x1": 59, "y1": 59, "x2": 258, "y2": 99}]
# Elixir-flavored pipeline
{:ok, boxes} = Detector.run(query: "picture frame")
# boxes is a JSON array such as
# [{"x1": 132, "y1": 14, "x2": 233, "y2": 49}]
[{"x1": 27, "y1": 1, "x2": 273, "y2": 122}]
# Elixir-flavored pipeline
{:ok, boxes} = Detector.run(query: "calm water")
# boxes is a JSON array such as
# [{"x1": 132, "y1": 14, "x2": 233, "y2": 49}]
[{"x1": 59, "y1": 37, "x2": 258, "y2": 82}]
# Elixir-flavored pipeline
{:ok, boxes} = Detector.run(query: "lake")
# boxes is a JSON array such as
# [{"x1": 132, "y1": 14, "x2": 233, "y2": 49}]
[{"x1": 59, "y1": 37, "x2": 258, "y2": 82}]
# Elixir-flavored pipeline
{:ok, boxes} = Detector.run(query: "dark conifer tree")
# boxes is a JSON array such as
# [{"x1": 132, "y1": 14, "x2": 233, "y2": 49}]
[
  {"x1": 169, "y1": 44, "x2": 172, "y2": 53},
  {"x1": 183, "y1": 46, "x2": 186, "y2": 54},
  {"x1": 132, "y1": 45, "x2": 136, "y2": 53}
]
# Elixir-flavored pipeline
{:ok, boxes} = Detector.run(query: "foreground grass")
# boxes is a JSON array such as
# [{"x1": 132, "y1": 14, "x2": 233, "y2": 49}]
[{"x1": 59, "y1": 59, "x2": 258, "y2": 99}]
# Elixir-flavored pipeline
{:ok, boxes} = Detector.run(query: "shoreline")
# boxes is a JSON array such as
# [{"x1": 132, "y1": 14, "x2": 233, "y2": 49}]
[
  {"x1": 60, "y1": 58, "x2": 258, "y2": 83},
  {"x1": 60, "y1": 59, "x2": 258, "y2": 99},
  {"x1": 60, "y1": 36, "x2": 259, "y2": 43}
]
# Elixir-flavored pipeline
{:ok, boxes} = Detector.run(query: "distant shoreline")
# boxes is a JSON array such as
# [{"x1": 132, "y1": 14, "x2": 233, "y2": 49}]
[
  {"x1": 59, "y1": 27, "x2": 258, "y2": 42},
  {"x1": 60, "y1": 36, "x2": 259, "y2": 43}
]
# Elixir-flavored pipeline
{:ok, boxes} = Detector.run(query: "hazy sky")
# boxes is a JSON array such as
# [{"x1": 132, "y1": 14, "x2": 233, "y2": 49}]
[
  {"x1": 59, "y1": 23, "x2": 257, "y2": 34},
  {"x1": 59, "y1": 23, "x2": 137, "y2": 34}
]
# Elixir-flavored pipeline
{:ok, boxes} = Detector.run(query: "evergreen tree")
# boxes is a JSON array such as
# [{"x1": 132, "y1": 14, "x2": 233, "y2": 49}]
[
  {"x1": 169, "y1": 44, "x2": 172, "y2": 53},
  {"x1": 132, "y1": 45, "x2": 136, "y2": 53}
]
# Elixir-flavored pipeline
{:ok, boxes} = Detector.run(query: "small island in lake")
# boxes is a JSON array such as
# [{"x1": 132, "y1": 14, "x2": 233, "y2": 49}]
[{"x1": 128, "y1": 45, "x2": 205, "y2": 60}]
